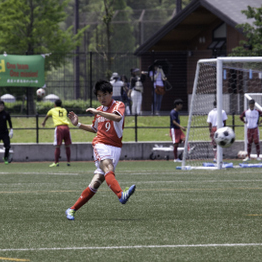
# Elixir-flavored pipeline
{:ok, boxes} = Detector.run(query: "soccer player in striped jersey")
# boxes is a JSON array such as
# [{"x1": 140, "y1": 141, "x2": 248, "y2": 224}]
[
  {"x1": 65, "y1": 79, "x2": 136, "y2": 220},
  {"x1": 240, "y1": 99, "x2": 262, "y2": 162}
]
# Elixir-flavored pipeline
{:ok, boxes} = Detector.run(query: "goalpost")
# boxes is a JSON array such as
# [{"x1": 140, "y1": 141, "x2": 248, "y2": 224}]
[{"x1": 182, "y1": 57, "x2": 262, "y2": 170}]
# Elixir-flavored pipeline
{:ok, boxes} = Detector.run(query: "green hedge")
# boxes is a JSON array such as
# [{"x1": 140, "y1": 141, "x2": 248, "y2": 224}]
[{"x1": 3, "y1": 99, "x2": 101, "y2": 115}]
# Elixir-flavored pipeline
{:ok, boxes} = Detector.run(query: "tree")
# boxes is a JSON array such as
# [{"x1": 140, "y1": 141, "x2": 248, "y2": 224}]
[
  {"x1": 87, "y1": 0, "x2": 136, "y2": 78},
  {"x1": 0, "y1": 0, "x2": 88, "y2": 113},
  {"x1": 231, "y1": 5, "x2": 262, "y2": 56}
]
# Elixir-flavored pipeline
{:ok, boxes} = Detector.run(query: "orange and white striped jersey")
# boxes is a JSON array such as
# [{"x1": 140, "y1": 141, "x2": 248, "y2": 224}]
[{"x1": 92, "y1": 100, "x2": 125, "y2": 148}]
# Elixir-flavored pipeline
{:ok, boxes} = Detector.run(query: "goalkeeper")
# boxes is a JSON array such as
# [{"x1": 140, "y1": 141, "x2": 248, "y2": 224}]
[{"x1": 0, "y1": 100, "x2": 13, "y2": 164}]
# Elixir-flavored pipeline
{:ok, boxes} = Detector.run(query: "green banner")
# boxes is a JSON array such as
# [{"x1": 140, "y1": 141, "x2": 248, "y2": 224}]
[{"x1": 0, "y1": 54, "x2": 45, "y2": 87}]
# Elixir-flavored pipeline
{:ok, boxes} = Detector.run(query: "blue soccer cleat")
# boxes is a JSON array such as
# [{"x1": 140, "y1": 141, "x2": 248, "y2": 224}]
[
  {"x1": 65, "y1": 208, "x2": 76, "y2": 220},
  {"x1": 119, "y1": 185, "x2": 136, "y2": 204}
]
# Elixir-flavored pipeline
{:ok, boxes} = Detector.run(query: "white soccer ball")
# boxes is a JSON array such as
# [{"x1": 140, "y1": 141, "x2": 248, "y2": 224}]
[
  {"x1": 36, "y1": 88, "x2": 45, "y2": 97},
  {"x1": 214, "y1": 127, "x2": 235, "y2": 148}
]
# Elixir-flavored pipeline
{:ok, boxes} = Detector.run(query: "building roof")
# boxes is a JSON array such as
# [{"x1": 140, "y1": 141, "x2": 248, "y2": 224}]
[{"x1": 134, "y1": 0, "x2": 262, "y2": 55}]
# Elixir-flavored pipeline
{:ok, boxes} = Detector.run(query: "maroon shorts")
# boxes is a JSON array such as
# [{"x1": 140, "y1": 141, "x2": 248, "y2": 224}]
[
  {"x1": 247, "y1": 127, "x2": 259, "y2": 144},
  {"x1": 170, "y1": 128, "x2": 185, "y2": 144},
  {"x1": 54, "y1": 125, "x2": 71, "y2": 146},
  {"x1": 210, "y1": 126, "x2": 217, "y2": 146}
]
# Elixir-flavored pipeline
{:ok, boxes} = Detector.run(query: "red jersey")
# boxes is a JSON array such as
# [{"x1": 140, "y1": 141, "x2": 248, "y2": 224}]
[{"x1": 92, "y1": 100, "x2": 125, "y2": 148}]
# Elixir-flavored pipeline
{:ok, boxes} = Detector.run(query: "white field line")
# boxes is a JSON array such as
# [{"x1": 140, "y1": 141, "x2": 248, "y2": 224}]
[
  {"x1": 1, "y1": 243, "x2": 262, "y2": 252},
  {"x1": 0, "y1": 172, "x2": 79, "y2": 176},
  {"x1": 134, "y1": 179, "x2": 262, "y2": 184}
]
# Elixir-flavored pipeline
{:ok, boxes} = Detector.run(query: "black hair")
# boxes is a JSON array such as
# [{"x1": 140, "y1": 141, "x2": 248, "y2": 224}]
[
  {"x1": 55, "y1": 99, "x2": 62, "y2": 107},
  {"x1": 213, "y1": 101, "x2": 217, "y2": 107},
  {"x1": 94, "y1": 79, "x2": 113, "y2": 96},
  {"x1": 0, "y1": 100, "x2": 4, "y2": 106},
  {"x1": 174, "y1": 99, "x2": 183, "y2": 106},
  {"x1": 130, "y1": 68, "x2": 135, "y2": 76},
  {"x1": 121, "y1": 75, "x2": 128, "y2": 83},
  {"x1": 249, "y1": 99, "x2": 255, "y2": 104}
]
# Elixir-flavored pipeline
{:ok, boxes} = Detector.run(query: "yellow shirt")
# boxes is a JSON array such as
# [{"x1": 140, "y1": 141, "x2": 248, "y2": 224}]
[{"x1": 47, "y1": 107, "x2": 70, "y2": 127}]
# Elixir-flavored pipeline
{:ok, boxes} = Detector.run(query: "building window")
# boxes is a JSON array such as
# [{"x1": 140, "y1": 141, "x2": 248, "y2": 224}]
[{"x1": 208, "y1": 23, "x2": 227, "y2": 57}]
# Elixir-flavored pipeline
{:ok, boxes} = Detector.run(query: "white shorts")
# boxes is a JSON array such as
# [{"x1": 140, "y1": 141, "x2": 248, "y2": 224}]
[{"x1": 93, "y1": 143, "x2": 121, "y2": 175}]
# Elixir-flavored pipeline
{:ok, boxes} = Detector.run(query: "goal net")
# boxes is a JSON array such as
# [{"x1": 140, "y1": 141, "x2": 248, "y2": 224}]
[{"x1": 183, "y1": 57, "x2": 262, "y2": 170}]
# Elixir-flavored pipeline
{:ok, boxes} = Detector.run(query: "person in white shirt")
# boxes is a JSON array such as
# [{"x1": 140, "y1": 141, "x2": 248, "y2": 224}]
[
  {"x1": 207, "y1": 101, "x2": 228, "y2": 162},
  {"x1": 110, "y1": 72, "x2": 124, "y2": 101},
  {"x1": 240, "y1": 99, "x2": 262, "y2": 161},
  {"x1": 149, "y1": 65, "x2": 167, "y2": 115},
  {"x1": 130, "y1": 68, "x2": 146, "y2": 115}
]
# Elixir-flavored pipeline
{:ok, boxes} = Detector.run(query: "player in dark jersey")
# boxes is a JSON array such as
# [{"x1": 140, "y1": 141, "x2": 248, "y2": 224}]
[
  {"x1": 0, "y1": 100, "x2": 13, "y2": 164},
  {"x1": 170, "y1": 99, "x2": 186, "y2": 162}
]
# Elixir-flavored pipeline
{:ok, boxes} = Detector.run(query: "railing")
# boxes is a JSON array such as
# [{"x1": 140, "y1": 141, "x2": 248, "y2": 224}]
[{"x1": 11, "y1": 113, "x2": 242, "y2": 143}]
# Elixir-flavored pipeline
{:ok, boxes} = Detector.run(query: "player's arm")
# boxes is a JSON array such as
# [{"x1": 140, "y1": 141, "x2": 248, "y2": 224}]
[
  {"x1": 208, "y1": 122, "x2": 212, "y2": 134},
  {"x1": 41, "y1": 115, "x2": 50, "y2": 127},
  {"x1": 7, "y1": 114, "x2": 13, "y2": 138},
  {"x1": 173, "y1": 119, "x2": 186, "y2": 131},
  {"x1": 258, "y1": 111, "x2": 262, "y2": 125},
  {"x1": 239, "y1": 112, "x2": 246, "y2": 124},
  {"x1": 68, "y1": 111, "x2": 95, "y2": 133},
  {"x1": 86, "y1": 108, "x2": 122, "y2": 122}
]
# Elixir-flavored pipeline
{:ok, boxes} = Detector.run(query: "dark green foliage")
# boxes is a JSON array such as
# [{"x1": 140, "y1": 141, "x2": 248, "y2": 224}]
[
  {"x1": 231, "y1": 5, "x2": 262, "y2": 56},
  {"x1": 4, "y1": 99, "x2": 101, "y2": 115}
]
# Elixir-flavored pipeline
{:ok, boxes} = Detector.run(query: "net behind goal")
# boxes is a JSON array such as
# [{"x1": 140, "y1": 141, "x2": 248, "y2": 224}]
[{"x1": 182, "y1": 57, "x2": 262, "y2": 170}]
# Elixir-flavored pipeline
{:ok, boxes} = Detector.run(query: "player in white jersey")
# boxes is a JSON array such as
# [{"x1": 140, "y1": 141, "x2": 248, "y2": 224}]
[
  {"x1": 240, "y1": 99, "x2": 262, "y2": 161},
  {"x1": 65, "y1": 79, "x2": 136, "y2": 220},
  {"x1": 207, "y1": 101, "x2": 227, "y2": 162}
]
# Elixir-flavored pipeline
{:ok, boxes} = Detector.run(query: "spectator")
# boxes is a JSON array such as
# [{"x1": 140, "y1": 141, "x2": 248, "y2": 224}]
[
  {"x1": 149, "y1": 65, "x2": 167, "y2": 115},
  {"x1": 42, "y1": 99, "x2": 71, "y2": 167},
  {"x1": 130, "y1": 68, "x2": 146, "y2": 115},
  {"x1": 110, "y1": 72, "x2": 123, "y2": 101},
  {"x1": 207, "y1": 101, "x2": 228, "y2": 162},
  {"x1": 240, "y1": 99, "x2": 262, "y2": 161},
  {"x1": 0, "y1": 100, "x2": 13, "y2": 164},
  {"x1": 121, "y1": 75, "x2": 131, "y2": 115}
]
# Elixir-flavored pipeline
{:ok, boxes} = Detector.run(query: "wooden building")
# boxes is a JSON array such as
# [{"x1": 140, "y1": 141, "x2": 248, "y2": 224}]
[{"x1": 134, "y1": 0, "x2": 262, "y2": 112}]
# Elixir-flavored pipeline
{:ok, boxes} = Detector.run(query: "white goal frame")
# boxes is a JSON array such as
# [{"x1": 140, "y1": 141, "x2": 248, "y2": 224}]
[{"x1": 182, "y1": 57, "x2": 262, "y2": 170}]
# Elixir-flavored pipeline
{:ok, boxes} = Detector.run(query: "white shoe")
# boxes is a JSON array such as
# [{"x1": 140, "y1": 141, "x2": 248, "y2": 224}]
[
  {"x1": 257, "y1": 157, "x2": 261, "y2": 161},
  {"x1": 213, "y1": 158, "x2": 217, "y2": 163},
  {"x1": 243, "y1": 157, "x2": 250, "y2": 162},
  {"x1": 174, "y1": 159, "x2": 182, "y2": 163}
]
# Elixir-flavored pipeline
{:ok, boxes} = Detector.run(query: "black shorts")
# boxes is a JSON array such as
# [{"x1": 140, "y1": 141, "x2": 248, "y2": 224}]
[{"x1": 0, "y1": 133, "x2": 10, "y2": 148}]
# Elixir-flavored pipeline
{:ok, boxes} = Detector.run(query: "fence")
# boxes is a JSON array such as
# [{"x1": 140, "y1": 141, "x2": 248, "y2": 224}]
[
  {"x1": 0, "y1": 51, "x2": 211, "y2": 115},
  {"x1": 1, "y1": 51, "x2": 258, "y2": 115},
  {"x1": 10, "y1": 113, "x2": 243, "y2": 144}
]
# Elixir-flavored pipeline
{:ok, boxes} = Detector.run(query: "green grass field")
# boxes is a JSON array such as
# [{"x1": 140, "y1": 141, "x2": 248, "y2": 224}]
[{"x1": 1, "y1": 161, "x2": 262, "y2": 262}]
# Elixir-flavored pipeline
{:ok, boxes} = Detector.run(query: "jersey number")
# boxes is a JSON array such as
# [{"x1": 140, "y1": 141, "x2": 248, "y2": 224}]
[{"x1": 105, "y1": 122, "x2": 111, "y2": 132}]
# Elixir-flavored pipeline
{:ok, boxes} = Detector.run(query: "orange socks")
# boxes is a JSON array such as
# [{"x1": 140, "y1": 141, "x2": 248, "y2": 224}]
[
  {"x1": 71, "y1": 186, "x2": 96, "y2": 211},
  {"x1": 105, "y1": 171, "x2": 122, "y2": 198}
]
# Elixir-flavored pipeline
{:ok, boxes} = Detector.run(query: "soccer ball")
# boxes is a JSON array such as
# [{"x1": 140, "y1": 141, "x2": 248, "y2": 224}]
[
  {"x1": 214, "y1": 127, "x2": 235, "y2": 148},
  {"x1": 36, "y1": 88, "x2": 45, "y2": 97}
]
